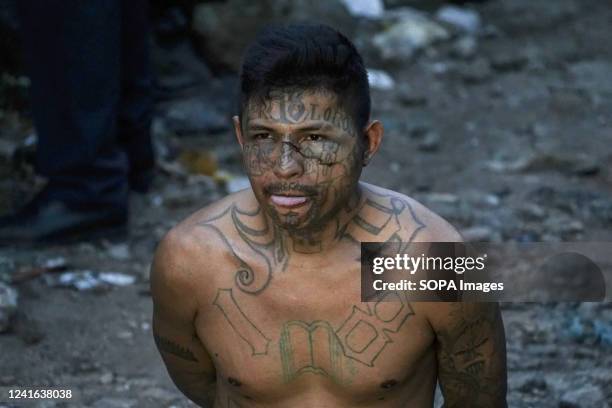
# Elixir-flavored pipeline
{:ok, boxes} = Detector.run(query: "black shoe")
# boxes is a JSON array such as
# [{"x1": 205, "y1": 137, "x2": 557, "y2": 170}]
[{"x1": 0, "y1": 194, "x2": 127, "y2": 245}]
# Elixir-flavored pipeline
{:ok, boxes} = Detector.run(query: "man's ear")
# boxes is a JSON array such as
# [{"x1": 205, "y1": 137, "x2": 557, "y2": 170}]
[
  {"x1": 233, "y1": 115, "x2": 245, "y2": 149},
  {"x1": 362, "y1": 120, "x2": 384, "y2": 166}
]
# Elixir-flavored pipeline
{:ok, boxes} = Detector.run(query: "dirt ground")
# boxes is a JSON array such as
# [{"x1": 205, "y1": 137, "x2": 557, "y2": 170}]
[{"x1": 1, "y1": 0, "x2": 611, "y2": 407}]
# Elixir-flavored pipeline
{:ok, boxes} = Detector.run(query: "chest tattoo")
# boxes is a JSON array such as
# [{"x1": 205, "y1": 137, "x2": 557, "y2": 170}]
[{"x1": 199, "y1": 188, "x2": 427, "y2": 384}]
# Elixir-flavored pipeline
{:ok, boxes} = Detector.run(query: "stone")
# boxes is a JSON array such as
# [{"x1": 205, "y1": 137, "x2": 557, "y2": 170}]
[
  {"x1": 494, "y1": 0, "x2": 577, "y2": 32},
  {"x1": 569, "y1": 60, "x2": 612, "y2": 95},
  {"x1": 13, "y1": 311, "x2": 44, "y2": 345},
  {"x1": 417, "y1": 132, "x2": 440, "y2": 152},
  {"x1": 0, "y1": 374, "x2": 16, "y2": 385},
  {"x1": 458, "y1": 58, "x2": 492, "y2": 84},
  {"x1": 435, "y1": 5, "x2": 481, "y2": 33},
  {"x1": 490, "y1": 52, "x2": 528, "y2": 72},
  {"x1": 141, "y1": 387, "x2": 178, "y2": 404},
  {"x1": 0, "y1": 255, "x2": 15, "y2": 283},
  {"x1": 517, "y1": 203, "x2": 547, "y2": 221},
  {"x1": 548, "y1": 88, "x2": 590, "y2": 116},
  {"x1": 409, "y1": 124, "x2": 431, "y2": 138},
  {"x1": 460, "y1": 226, "x2": 493, "y2": 242},
  {"x1": 389, "y1": 162, "x2": 401, "y2": 173},
  {"x1": 372, "y1": 7, "x2": 449, "y2": 62},
  {"x1": 396, "y1": 83, "x2": 428, "y2": 106},
  {"x1": 98, "y1": 273, "x2": 136, "y2": 287},
  {"x1": 42, "y1": 257, "x2": 68, "y2": 271},
  {"x1": 559, "y1": 384, "x2": 608, "y2": 408},
  {"x1": 192, "y1": 0, "x2": 357, "y2": 73},
  {"x1": 518, "y1": 377, "x2": 548, "y2": 394},
  {"x1": 0, "y1": 281, "x2": 18, "y2": 332},
  {"x1": 367, "y1": 69, "x2": 396, "y2": 90},
  {"x1": 106, "y1": 244, "x2": 131, "y2": 261},
  {"x1": 429, "y1": 61, "x2": 451, "y2": 76},
  {"x1": 340, "y1": 0, "x2": 384, "y2": 18},
  {"x1": 423, "y1": 193, "x2": 460, "y2": 204},
  {"x1": 99, "y1": 372, "x2": 114, "y2": 385},
  {"x1": 52, "y1": 271, "x2": 103, "y2": 291},
  {"x1": 544, "y1": 215, "x2": 584, "y2": 238},
  {"x1": 451, "y1": 36, "x2": 478, "y2": 60},
  {"x1": 594, "y1": 320, "x2": 612, "y2": 346},
  {"x1": 422, "y1": 192, "x2": 459, "y2": 204},
  {"x1": 116, "y1": 330, "x2": 134, "y2": 340},
  {"x1": 487, "y1": 152, "x2": 600, "y2": 176},
  {"x1": 529, "y1": 122, "x2": 549, "y2": 138}
]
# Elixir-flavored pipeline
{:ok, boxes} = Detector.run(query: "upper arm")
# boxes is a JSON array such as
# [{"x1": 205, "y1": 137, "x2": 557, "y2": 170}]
[
  {"x1": 428, "y1": 302, "x2": 507, "y2": 408},
  {"x1": 150, "y1": 229, "x2": 216, "y2": 387}
]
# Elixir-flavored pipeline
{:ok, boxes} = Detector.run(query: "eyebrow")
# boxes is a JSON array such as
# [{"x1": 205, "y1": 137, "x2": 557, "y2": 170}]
[
  {"x1": 246, "y1": 124, "x2": 274, "y2": 132},
  {"x1": 247, "y1": 121, "x2": 337, "y2": 133}
]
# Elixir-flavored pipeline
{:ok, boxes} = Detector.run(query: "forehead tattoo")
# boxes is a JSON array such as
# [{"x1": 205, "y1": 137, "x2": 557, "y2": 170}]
[{"x1": 246, "y1": 90, "x2": 357, "y2": 137}]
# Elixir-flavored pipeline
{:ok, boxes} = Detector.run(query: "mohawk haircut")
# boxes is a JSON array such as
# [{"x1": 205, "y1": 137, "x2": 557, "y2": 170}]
[{"x1": 238, "y1": 23, "x2": 371, "y2": 134}]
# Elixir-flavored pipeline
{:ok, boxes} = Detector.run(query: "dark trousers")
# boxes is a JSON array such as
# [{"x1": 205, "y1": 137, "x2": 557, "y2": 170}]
[{"x1": 18, "y1": 0, "x2": 153, "y2": 210}]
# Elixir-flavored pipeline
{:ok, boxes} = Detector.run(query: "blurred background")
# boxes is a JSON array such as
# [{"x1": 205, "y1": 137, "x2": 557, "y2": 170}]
[{"x1": 0, "y1": 0, "x2": 611, "y2": 407}]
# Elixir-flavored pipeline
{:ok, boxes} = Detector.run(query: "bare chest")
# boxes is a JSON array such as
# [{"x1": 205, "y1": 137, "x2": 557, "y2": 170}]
[{"x1": 197, "y1": 260, "x2": 436, "y2": 404}]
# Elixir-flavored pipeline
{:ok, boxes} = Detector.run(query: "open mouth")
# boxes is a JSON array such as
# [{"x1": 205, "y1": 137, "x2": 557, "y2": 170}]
[
  {"x1": 266, "y1": 183, "x2": 317, "y2": 209},
  {"x1": 270, "y1": 194, "x2": 309, "y2": 208}
]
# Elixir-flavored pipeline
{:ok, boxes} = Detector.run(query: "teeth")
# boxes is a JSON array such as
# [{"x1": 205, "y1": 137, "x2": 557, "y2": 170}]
[{"x1": 270, "y1": 195, "x2": 307, "y2": 207}]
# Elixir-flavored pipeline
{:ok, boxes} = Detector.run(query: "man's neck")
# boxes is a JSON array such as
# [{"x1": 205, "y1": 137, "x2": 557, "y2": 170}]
[{"x1": 266, "y1": 185, "x2": 364, "y2": 256}]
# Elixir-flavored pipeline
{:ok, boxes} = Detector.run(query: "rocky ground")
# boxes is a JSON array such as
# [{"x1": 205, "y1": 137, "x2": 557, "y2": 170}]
[{"x1": 0, "y1": 0, "x2": 611, "y2": 407}]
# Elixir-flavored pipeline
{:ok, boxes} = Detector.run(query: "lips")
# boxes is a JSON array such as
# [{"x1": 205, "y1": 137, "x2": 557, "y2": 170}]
[{"x1": 270, "y1": 195, "x2": 308, "y2": 207}]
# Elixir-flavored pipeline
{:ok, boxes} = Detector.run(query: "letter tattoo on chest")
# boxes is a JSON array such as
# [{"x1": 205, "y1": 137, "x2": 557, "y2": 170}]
[
  {"x1": 200, "y1": 188, "x2": 427, "y2": 385},
  {"x1": 213, "y1": 289, "x2": 271, "y2": 356}
]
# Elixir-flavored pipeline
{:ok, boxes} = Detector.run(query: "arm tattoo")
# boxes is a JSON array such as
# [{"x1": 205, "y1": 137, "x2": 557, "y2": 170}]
[
  {"x1": 437, "y1": 304, "x2": 507, "y2": 408},
  {"x1": 154, "y1": 333, "x2": 199, "y2": 362}
]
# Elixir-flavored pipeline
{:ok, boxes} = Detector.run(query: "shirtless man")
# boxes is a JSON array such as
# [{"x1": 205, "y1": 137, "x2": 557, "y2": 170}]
[{"x1": 151, "y1": 24, "x2": 507, "y2": 407}]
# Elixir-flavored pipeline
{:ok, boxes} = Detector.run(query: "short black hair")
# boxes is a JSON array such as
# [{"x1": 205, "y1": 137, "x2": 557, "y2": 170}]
[{"x1": 238, "y1": 23, "x2": 370, "y2": 134}]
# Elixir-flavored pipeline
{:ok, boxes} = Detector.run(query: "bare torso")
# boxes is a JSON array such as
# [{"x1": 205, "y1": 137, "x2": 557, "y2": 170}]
[{"x1": 174, "y1": 183, "x2": 454, "y2": 407}]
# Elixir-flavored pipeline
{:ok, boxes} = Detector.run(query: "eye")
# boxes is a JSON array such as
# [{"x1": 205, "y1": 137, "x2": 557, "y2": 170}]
[
  {"x1": 252, "y1": 132, "x2": 272, "y2": 140},
  {"x1": 307, "y1": 134, "x2": 324, "y2": 142}
]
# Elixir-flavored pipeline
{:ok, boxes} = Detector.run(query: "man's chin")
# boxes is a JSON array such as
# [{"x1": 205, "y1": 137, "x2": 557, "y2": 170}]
[
  {"x1": 266, "y1": 206, "x2": 314, "y2": 232},
  {"x1": 273, "y1": 212, "x2": 308, "y2": 231}
]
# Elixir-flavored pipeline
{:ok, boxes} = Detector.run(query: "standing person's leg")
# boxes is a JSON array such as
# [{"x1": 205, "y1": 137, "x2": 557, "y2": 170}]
[
  {"x1": 120, "y1": 0, "x2": 155, "y2": 193},
  {"x1": 2, "y1": 0, "x2": 128, "y2": 241}
]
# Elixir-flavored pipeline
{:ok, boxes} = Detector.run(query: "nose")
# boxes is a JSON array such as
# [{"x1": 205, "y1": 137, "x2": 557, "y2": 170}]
[{"x1": 273, "y1": 141, "x2": 303, "y2": 179}]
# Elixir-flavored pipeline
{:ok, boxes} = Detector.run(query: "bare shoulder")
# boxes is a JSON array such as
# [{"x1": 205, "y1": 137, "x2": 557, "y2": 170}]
[
  {"x1": 151, "y1": 188, "x2": 257, "y2": 302},
  {"x1": 360, "y1": 182, "x2": 463, "y2": 243},
  {"x1": 360, "y1": 183, "x2": 473, "y2": 323}
]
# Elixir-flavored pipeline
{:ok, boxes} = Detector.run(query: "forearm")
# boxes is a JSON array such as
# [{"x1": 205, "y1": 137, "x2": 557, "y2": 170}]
[
  {"x1": 439, "y1": 375, "x2": 506, "y2": 408},
  {"x1": 153, "y1": 330, "x2": 218, "y2": 407},
  {"x1": 151, "y1": 234, "x2": 220, "y2": 407},
  {"x1": 435, "y1": 303, "x2": 507, "y2": 408}
]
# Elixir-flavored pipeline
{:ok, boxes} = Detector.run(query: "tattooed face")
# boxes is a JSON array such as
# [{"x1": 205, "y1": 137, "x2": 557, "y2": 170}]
[{"x1": 237, "y1": 89, "x2": 364, "y2": 233}]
